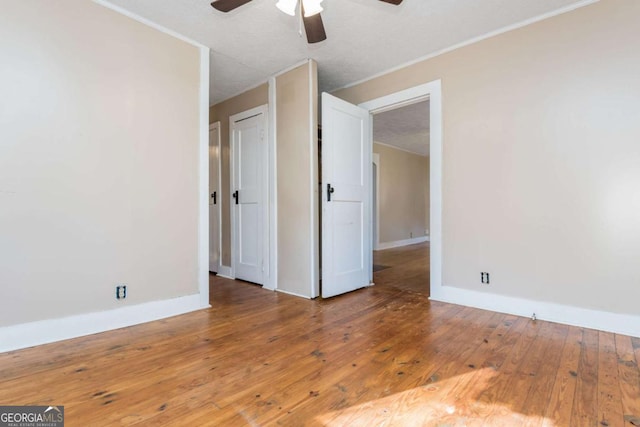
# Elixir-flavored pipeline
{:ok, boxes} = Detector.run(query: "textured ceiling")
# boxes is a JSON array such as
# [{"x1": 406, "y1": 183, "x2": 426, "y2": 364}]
[
  {"x1": 374, "y1": 100, "x2": 430, "y2": 157},
  {"x1": 104, "y1": 0, "x2": 592, "y2": 105}
]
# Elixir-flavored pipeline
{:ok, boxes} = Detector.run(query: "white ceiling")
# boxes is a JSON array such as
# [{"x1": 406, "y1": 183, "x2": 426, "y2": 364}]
[
  {"x1": 374, "y1": 100, "x2": 430, "y2": 157},
  {"x1": 104, "y1": 0, "x2": 590, "y2": 105}
]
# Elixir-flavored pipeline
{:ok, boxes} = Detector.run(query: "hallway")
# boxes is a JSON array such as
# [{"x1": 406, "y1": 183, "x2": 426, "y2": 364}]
[{"x1": 373, "y1": 241, "x2": 430, "y2": 296}]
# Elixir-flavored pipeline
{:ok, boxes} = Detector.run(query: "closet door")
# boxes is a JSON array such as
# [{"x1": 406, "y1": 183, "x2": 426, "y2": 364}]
[{"x1": 230, "y1": 107, "x2": 266, "y2": 284}]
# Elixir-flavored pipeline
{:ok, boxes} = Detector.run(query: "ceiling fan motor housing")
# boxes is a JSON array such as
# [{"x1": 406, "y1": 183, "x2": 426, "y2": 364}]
[{"x1": 211, "y1": 0, "x2": 402, "y2": 44}]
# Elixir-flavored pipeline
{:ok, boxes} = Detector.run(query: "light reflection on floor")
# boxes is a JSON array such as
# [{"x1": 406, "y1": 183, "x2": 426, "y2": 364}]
[{"x1": 316, "y1": 368, "x2": 554, "y2": 426}]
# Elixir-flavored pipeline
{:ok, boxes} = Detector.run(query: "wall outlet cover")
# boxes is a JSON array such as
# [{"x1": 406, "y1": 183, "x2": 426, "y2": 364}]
[{"x1": 116, "y1": 285, "x2": 127, "y2": 299}]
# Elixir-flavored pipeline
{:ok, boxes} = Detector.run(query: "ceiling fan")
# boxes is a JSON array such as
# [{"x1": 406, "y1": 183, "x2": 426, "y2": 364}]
[{"x1": 210, "y1": 0, "x2": 403, "y2": 44}]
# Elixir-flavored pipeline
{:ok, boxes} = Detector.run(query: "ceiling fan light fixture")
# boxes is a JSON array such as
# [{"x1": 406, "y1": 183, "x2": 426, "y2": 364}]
[
  {"x1": 276, "y1": 0, "x2": 297, "y2": 16},
  {"x1": 302, "y1": 0, "x2": 323, "y2": 17}
]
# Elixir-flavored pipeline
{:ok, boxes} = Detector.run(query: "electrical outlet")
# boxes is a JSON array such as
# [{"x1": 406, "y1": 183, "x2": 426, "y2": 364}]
[
  {"x1": 480, "y1": 272, "x2": 490, "y2": 284},
  {"x1": 116, "y1": 285, "x2": 127, "y2": 300}
]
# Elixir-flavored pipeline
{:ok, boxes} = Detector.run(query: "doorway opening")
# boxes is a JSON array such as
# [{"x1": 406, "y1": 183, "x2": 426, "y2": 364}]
[
  {"x1": 209, "y1": 104, "x2": 273, "y2": 292},
  {"x1": 370, "y1": 100, "x2": 430, "y2": 296},
  {"x1": 360, "y1": 80, "x2": 442, "y2": 299}
]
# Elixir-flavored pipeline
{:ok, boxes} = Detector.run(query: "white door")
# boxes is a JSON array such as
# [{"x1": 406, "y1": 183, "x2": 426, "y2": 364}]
[
  {"x1": 209, "y1": 123, "x2": 221, "y2": 272},
  {"x1": 321, "y1": 93, "x2": 371, "y2": 298},
  {"x1": 231, "y1": 108, "x2": 266, "y2": 285}
]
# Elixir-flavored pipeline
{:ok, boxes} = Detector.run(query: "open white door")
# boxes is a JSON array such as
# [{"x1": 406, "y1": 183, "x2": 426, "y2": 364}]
[
  {"x1": 321, "y1": 93, "x2": 371, "y2": 298},
  {"x1": 231, "y1": 107, "x2": 266, "y2": 285},
  {"x1": 209, "y1": 122, "x2": 221, "y2": 272}
]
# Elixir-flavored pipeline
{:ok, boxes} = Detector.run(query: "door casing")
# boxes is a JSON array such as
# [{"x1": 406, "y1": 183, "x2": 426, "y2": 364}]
[{"x1": 359, "y1": 80, "x2": 442, "y2": 296}]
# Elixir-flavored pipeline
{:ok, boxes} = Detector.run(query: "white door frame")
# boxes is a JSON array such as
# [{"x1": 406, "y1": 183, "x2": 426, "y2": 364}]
[
  {"x1": 267, "y1": 79, "x2": 278, "y2": 292},
  {"x1": 229, "y1": 104, "x2": 270, "y2": 287},
  {"x1": 209, "y1": 122, "x2": 222, "y2": 273},
  {"x1": 215, "y1": 121, "x2": 233, "y2": 279},
  {"x1": 372, "y1": 153, "x2": 380, "y2": 253},
  {"x1": 359, "y1": 80, "x2": 442, "y2": 297}
]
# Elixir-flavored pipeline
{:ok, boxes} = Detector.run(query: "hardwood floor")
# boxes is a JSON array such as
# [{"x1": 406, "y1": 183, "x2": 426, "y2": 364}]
[
  {"x1": 373, "y1": 242, "x2": 430, "y2": 296},
  {"x1": 1, "y1": 249, "x2": 639, "y2": 426}
]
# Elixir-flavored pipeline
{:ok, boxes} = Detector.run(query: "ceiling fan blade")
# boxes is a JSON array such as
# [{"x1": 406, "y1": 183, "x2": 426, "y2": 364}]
[
  {"x1": 379, "y1": 0, "x2": 403, "y2": 4},
  {"x1": 210, "y1": 0, "x2": 252, "y2": 12},
  {"x1": 302, "y1": 9, "x2": 327, "y2": 44}
]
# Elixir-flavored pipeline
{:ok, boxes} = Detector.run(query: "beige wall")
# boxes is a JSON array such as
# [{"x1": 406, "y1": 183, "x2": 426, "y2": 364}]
[
  {"x1": 374, "y1": 143, "x2": 429, "y2": 244},
  {"x1": 335, "y1": 0, "x2": 640, "y2": 315},
  {"x1": 209, "y1": 62, "x2": 318, "y2": 297},
  {"x1": 276, "y1": 61, "x2": 319, "y2": 297},
  {"x1": 209, "y1": 84, "x2": 268, "y2": 267},
  {"x1": 0, "y1": 0, "x2": 201, "y2": 326}
]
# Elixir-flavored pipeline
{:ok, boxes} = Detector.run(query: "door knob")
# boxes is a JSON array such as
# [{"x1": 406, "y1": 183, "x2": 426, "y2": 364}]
[{"x1": 233, "y1": 190, "x2": 239, "y2": 205}]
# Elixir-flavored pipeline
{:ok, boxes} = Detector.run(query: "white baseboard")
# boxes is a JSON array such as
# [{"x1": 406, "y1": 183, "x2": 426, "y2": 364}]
[
  {"x1": 262, "y1": 281, "x2": 275, "y2": 292},
  {"x1": 216, "y1": 265, "x2": 234, "y2": 279},
  {"x1": 0, "y1": 294, "x2": 209, "y2": 353},
  {"x1": 276, "y1": 289, "x2": 313, "y2": 299},
  {"x1": 430, "y1": 285, "x2": 640, "y2": 338},
  {"x1": 376, "y1": 236, "x2": 429, "y2": 250}
]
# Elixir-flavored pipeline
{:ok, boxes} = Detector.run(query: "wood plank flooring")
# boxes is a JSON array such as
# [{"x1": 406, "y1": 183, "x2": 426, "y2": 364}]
[
  {"x1": 373, "y1": 242, "x2": 430, "y2": 296},
  {"x1": 1, "y1": 244, "x2": 638, "y2": 426}
]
